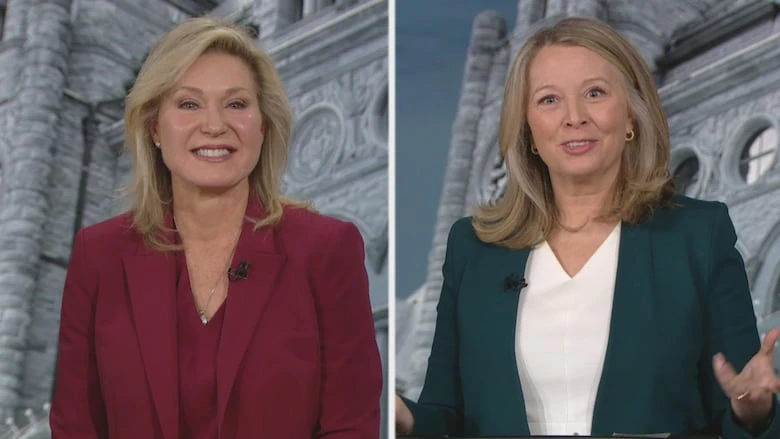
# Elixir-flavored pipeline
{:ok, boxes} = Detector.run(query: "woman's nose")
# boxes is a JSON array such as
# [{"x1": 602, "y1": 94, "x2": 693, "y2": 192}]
[
  {"x1": 201, "y1": 107, "x2": 227, "y2": 135},
  {"x1": 564, "y1": 99, "x2": 588, "y2": 127}
]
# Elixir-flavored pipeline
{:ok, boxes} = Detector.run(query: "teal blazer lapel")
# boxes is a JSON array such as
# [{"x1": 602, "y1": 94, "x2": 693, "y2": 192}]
[
  {"x1": 460, "y1": 221, "x2": 658, "y2": 435},
  {"x1": 591, "y1": 222, "x2": 655, "y2": 435},
  {"x1": 460, "y1": 244, "x2": 532, "y2": 435}
]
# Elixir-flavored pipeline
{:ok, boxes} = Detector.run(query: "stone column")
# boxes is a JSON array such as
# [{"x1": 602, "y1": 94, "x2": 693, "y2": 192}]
[
  {"x1": 511, "y1": 0, "x2": 546, "y2": 56},
  {"x1": 397, "y1": 11, "x2": 508, "y2": 398},
  {"x1": 543, "y1": 0, "x2": 604, "y2": 19},
  {"x1": 516, "y1": 0, "x2": 546, "y2": 29},
  {"x1": 567, "y1": 0, "x2": 607, "y2": 19},
  {"x1": 605, "y1": 2, "x2": 667, "y2": 72},
  {"x1": 303, "y1": 0, "x2": 316, "y2": 17},
  {"x1": 544, "y1": 0, "x2": 607, "y2": 20},
  {"x1": 545, "y1": 0, "x2": 567, "y2": 17},
  {"x1": 0, "y1": 0, "x2": 72, "y2": 419},
  {"x1": 423, "y1": 11, "x2": 506, "y2": 301}
]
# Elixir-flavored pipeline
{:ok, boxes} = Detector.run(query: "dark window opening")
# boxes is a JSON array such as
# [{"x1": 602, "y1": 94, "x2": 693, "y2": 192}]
[{"x1": 673, "y1": 156, "x2": 700, "y2": 195}]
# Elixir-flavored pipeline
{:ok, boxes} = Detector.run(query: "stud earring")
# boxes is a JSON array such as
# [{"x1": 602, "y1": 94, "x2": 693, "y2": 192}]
[
  {"x1": 531, "y1": 144, "x2": 539, "y2": 155},
  {"x1": 625, "y1": 130, "x2": 635, "y2": 142},
  {"x1": 154, "y1": 141, "x2": 161, "y2": 148}
]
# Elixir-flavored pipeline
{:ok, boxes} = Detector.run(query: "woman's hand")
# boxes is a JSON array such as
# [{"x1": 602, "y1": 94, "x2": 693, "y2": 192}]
[
  {"x1": 713, "y1": 327, "x2": 780, "y2": 432},
  {"x1": 395, "y1": 394, "x2": 414, "y2": 435}
]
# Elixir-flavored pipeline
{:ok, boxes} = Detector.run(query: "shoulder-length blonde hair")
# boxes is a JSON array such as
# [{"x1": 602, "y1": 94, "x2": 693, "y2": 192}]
[
  {"x1": 473, "y1": 17, "x2": 675, "y2": 249},
  {"x1": 124, "y1": 17, "x2": 306, "y2": 250}
]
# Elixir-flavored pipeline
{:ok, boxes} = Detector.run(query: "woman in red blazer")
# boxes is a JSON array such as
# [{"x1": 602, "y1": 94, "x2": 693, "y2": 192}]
[{"x1": 50, "y1": 17, "x2": 382, "y2": 439}]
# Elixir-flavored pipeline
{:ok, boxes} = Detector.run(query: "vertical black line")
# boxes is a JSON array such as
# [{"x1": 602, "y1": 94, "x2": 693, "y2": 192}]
[
  {"x1": 0, "y1": 6, "x2": 5, "y2": 40},
  {"x1": 72, "y1": 106, "x2": 94, "y2": 238}
]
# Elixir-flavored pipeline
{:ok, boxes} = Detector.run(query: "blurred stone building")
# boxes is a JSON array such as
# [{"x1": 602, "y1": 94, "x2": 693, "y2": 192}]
[
  {"x1": 397, "y1": 0, "x2": 780, "y2": 399},
  {"x1": 0, "y1": 0, "x2": 387, "y2": 436}
]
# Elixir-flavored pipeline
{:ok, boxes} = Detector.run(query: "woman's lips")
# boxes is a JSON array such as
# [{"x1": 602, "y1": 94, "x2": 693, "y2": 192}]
[{"x1": 560, "y1": 139, "x2": 596, "y2": 155}]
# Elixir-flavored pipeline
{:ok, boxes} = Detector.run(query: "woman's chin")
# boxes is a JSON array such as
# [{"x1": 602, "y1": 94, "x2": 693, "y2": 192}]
[
  {"x1": 553, "y1": 166, "x2": 618, "y2": 186},
  {"x1": 173, "y1": 176, "x2": 250, "y2": 196}
]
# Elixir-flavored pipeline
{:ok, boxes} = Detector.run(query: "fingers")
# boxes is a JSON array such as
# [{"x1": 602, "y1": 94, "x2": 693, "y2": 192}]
[
  {"x1": 395, "y1": 394, "x2": 414, "y2": 433},
  {"x1": 769, "y1": 378, "x2": 780, "y2": 394},
  {"x1": 759, "y1": 327, "x2": 780, "y2": 356},
  {"x1": 713, "y1": 352, "x2": 740, "y2": 396},
  {"x1": 395, "y1": 394, "x2": 404, "y2": 409},
  {"x1": 714, "y1": 334, "x2": 780, "y2": 402},
  {"x1": 760, "y1": 370, "x2": 780, "y2": 393}
]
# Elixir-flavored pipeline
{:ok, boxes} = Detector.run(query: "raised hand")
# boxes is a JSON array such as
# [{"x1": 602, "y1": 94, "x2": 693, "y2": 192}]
[{"x1": 713, "y1": 327, "x2": 780, "y2": 431}]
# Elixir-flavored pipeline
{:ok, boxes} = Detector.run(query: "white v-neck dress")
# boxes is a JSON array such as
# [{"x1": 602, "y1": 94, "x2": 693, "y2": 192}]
[{"x1": 515, "y1": 223, "x2": 621, "y2": 435}]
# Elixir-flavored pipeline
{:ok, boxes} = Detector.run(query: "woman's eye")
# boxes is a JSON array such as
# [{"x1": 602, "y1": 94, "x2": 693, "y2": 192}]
[
  {"x1": 179, "y1": 101, "x2": 198, "y2": 110},
  {"x1": 587, "y1": 88, "x2": 605, "y2": 98},
  {"x1": 228, "y1": 100, "x2": 247, "y2": 109},
  {"x1": 539, "y1": 95, "x2": 557, "y2": 105}
]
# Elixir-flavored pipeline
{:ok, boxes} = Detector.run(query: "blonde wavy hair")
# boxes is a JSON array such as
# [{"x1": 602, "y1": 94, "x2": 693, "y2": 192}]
[
  {"x1": 124, "y1": 17, "x2": 306, "y2": 250},
  {"x1": 474, "y1": 17, "x2": 675, "y2": 249}
]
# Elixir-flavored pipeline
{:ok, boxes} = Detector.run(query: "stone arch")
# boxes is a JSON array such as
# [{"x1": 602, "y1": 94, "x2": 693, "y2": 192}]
[
  {"x1": 721, "y1": 114, "x2": 780, "y2": 188},
  {"x1": 670, "y1": 144, "x2": 707, "y2": 197},
  {"x1": 751, "y1": 221, "x2": 780, "y2": 320}
]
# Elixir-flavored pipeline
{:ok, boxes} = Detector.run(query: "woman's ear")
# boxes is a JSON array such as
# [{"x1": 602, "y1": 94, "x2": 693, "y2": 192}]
[{"x1": 150, "y1": 119, "x2": 160, "y2": 147}]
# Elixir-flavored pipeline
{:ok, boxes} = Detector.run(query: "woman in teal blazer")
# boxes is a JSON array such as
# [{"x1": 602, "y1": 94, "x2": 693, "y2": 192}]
[{"x1": 397, "y1": 17, "x2": 780, "y2": 438}]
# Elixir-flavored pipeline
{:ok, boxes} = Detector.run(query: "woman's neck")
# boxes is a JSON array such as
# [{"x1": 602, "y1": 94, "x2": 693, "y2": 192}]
[
  {"x1": 171, "y1": 180, "x2": 249, "y2": 244},
  {"x1": 551, "y1": 177, "x2": 616, "y2": 228}
]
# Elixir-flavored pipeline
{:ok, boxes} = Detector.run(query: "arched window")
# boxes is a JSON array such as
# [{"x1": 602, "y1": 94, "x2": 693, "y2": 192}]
[
  {"x1": 673, "y1": 155, "x2": 700, "y2": 195},
  {"x1": 670, "y1": 146, "x2": 703, "y2": 196},
  {"x1": 739, "y1": 126, "x2": 777, "y2": 184},
  {"x1": 723, "y1": 116, "x2": 780, "y2": 188}
]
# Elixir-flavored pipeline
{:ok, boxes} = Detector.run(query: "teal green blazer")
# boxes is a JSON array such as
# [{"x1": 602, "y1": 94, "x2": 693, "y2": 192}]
[{"x1": 406, "y1": 196, "x2": 779, "y2": 438}]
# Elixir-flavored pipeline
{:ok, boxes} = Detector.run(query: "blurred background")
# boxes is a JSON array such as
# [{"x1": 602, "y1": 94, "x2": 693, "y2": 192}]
[
  {"x1": 396, "y1": 0, "x2": 780, "y2": 400},
  {"x1": 0, "y1": 0, "x2": 387, "y2": 437}
]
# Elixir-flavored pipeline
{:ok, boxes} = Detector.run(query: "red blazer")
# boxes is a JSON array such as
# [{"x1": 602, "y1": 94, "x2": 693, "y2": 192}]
[{"x1": 50, "y1": 200, "x2": 383, "y2": 438}]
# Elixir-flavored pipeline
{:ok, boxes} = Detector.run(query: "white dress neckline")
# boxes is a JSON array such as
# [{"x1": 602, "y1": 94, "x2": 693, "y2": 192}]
[{"x1": 515, "y1": 223, "x2": 622, "y2": 436}]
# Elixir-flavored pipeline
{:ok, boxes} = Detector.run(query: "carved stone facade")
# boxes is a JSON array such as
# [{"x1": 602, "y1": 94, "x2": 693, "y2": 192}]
[
  {"x1": 0, "y1": 0, "x2": 387, "y2": 436},
  {"x1": 397, "y1": 0, "x2": 780, "y2": 400}
]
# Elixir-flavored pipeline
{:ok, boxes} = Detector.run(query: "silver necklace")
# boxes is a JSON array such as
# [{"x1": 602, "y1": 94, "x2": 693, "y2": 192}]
[
  {"x1": 195, "y1": 241, "x2": 238, "y2": 324},
  {"x1": 175, "y1": 215, "x2": 241, "y2": 325}
]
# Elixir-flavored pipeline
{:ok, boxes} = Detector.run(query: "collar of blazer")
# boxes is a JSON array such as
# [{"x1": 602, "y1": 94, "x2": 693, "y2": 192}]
[{"x1": 463, "y1": 221, "x2": 652, "y2": 435}]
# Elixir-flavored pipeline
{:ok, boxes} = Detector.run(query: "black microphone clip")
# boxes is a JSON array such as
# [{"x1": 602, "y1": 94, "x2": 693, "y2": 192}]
[
  {"x1": 503, "y1": 273, "x2": 528, "y2": 293},
  {"x1": 228, "y1": 261, "x2": 250, "y2": 281}
]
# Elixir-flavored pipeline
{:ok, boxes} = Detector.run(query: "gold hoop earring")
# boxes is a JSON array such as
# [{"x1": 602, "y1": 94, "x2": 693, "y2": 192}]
[{"x1": 625, "y1": 130, "x2": 635, "y2": 142}]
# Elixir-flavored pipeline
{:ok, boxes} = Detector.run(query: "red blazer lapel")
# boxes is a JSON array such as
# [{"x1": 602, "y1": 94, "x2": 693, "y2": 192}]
[
  {"x1": 122, "y1": 224, "x2": 180, "y2": 439},
  {"x1": 216, "y1": 198, "x2": 287, "y2": 432}
]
